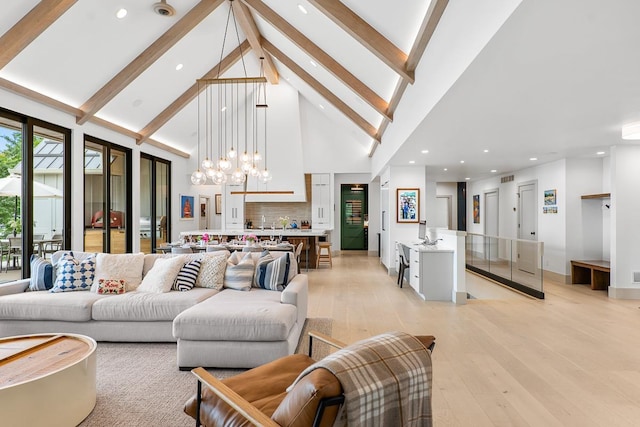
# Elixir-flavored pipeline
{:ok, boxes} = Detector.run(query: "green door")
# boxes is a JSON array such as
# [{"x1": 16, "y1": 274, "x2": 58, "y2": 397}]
[{"x1": 341, "y1": 185, "x2": 367, "y2": 250}]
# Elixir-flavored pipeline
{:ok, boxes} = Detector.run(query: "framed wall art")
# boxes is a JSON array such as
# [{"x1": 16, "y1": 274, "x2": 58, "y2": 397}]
[
  {"x1": 215, "y1": 194, "x2": 222, "y2": 215},
  {"x1": 180, "y1": 195, "x2": 195, "y2": 220},
  {"x1": 473, "y1": 194, "x2": 480, "y2": 223},
  {"x1": 544, "y1": 189, "x2": 557, "y2": 205},
  {"x1": 396, "y1": 188, "x2": 419, "y2": 223}
]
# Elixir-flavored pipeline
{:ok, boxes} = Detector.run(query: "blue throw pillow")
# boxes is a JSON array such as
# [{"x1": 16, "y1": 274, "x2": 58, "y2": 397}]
[
  {"x1": 254, "y1": 251, "x2": 291, "y2": 291},
  {"x1": 50, "y1": 251, "x2": 96, "y2": 293},
  {"x1": 29, "y1": 254, "x2": 53, "y2": 291}
]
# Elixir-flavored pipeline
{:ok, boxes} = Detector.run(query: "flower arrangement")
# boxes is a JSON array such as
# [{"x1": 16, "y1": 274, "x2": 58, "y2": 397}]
[
  {"x1": 243, "y1": 233, "x2": 258, "y2": 245},
  {"x1": 279, "y1": 216, "x2": 290, "y2": 229},
  {"x1": 201, "y1": 233, "x2": 210, "y2": 243}
]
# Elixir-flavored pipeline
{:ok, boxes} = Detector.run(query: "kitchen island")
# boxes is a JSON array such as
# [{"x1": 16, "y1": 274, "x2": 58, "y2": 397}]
[{"x1": 179, "y1": 229, "x2": 329, "y2": 269}]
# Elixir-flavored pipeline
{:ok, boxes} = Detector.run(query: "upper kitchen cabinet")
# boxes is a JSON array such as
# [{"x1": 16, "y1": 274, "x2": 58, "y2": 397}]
[
  {"x1": 312, "y1": 173, "x2": 333, "y2": 230},
  {"x1": 223, "y1": 183, "x2": 245, "y2": 230}
]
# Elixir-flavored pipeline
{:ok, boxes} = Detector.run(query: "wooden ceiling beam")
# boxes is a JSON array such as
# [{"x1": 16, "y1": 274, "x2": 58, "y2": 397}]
[
  {"x1": 262, "y1": 38, "x2": 379, "y2": 142},
  {"x1": 231, "y1": 1, "x2": 279, "y2": 84},
  {"x1": 307, "y1": 0, "x2": 413, "y2": 83},
  {"x1": 0, "y1": 0, "x2": 78, "y2": 70},
  {"x1": 136, "y1": 40, "x2": 251, "y2": 145},
  {"x1": 369, "y1": 0, "x2": 449, "y2": 156},
  {"x1": 76, "y1": 0, "x2": 225, "y2": 126},
  {"x1": 407, "y1": 0, "x2": 449, "y2": 71},
  {"x1": 0, "y1": 78, "x2": 190, "y2": 158},
  {"x1": 242, "y1": 0, "x2": 391, "y2": 122}
]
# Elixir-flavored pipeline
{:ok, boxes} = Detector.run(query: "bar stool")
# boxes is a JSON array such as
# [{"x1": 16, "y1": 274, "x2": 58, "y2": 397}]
[{"x1": 317, "y1": 242, "x2": 332, "y2": 268}]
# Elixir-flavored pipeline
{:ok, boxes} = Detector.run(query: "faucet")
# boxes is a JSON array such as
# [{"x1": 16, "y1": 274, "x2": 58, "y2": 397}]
[
  {"x1": 261, "y1": 215, "x2": 266, "y2": 230},
  {"x1": 422, "y1": 236, "x2": 442, "y2": 246}
]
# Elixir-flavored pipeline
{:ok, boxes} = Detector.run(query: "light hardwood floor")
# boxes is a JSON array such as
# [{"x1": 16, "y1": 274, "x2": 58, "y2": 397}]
[{"x1": 307, "y1": 251, "x2": 640, "y2": 426}]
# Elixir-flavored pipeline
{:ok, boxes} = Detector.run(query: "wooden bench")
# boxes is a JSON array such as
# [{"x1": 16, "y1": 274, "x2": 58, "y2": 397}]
[{"x1": 570, "y1": 260, "x2": 610, "y2": 290}]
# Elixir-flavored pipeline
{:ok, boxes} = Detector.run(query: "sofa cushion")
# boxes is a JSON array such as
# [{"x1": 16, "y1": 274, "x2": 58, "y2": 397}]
[
  {"x1": 30, "y1": 254, "x2": 54, "y2": 291},
  {"x1": 223, "y1": 252, "x2": 255, "y2": 291},
  {"x1": 50, "y1": 252, "x2": 96, "y2": 293},
  {"x1": 172, "y1": 259, "x2": 202, "y2": 291},
  {"x1": 254, "y1": 251, "x2": 292, "y2": 291},
  {"x1": 91, "y1": 288, "x2": 218, "y2": 322},
  {"x1": 194, "y1": 251, "x2": 229, "y2": 289},
  {"x1": 0, "y1": 291, "x2": 105, "y2": 321},
  {"x1": 92, "y1": 287, "x2": 218, "y2": 321},
  {"x1": 94, "y1": 252, "x2": 145, "y2": 292},
  {"x1": 137, "y1": 256, "x2": 185, "y2": 293},
  {"x1": 173, "y1": 289, "x2": 297, "y2": 341}
]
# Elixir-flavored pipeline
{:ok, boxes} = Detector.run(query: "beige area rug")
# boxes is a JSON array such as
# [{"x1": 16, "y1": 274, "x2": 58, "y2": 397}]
[{"x1": 79, "y1": 318, "x2": 332, "y2": 427}]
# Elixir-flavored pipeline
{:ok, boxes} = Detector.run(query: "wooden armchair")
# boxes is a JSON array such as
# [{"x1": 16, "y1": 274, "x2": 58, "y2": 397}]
[{"x1": 185, "y1": 331, "x2": 436, "y2": 427}]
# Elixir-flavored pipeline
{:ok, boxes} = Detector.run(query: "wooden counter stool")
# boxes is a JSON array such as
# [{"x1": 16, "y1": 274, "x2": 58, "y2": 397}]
[{"x1": 317, "y1": 242, "x2": 332, "y2": 268}]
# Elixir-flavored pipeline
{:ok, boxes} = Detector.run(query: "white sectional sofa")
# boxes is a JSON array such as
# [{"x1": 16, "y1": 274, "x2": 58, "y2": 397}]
[{"x1": 0, "y1": 250, "x2": 307, "y2": 369}]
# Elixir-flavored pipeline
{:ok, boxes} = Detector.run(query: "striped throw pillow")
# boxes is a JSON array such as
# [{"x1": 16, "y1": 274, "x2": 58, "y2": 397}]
[
  {"x1": 223, "y1": 252, "x2": 255, "y2": 291},
  {"x1": 29, "y1": 254, "x2": 54, "y2": 291},
  {"x1": 172, "y1": 259, "x2": 202, "y2": 291},
  {"x1": 254, "y1": 251, "x2": 292, "y2": 291}
]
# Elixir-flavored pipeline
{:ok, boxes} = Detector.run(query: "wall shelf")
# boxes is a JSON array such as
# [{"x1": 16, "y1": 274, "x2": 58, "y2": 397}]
[{"x1": 581, "y1": 193, "x2": 611, "y2": 200}]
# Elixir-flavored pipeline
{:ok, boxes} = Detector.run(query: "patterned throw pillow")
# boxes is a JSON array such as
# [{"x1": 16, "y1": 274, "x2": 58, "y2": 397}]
[
  {"x1": 185, "y1": 251, "x2": 229, "y2": 289},
  {"x1": 223, "y1": 252, "x2": 255, "y2": 291},
  {"x1": 29, "y1": 254, "x2": 54, "y2": 291},
  {"x1": 50, "y1": 251, "x2": 96, "y2": 293},
  {"x1": 96, "y1": 279, "x2": 126, "y2": 295},
  {"x1": 172, "y1": 259, "x2": 202, "y2": 291},
  {"x1": 254, "y1": 251, "x2": 292, "y2": 291}
]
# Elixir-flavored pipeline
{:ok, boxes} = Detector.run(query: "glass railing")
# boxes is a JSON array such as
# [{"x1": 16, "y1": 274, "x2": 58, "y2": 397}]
[{"x1": 465, "y1": 233, "x2": 544, "y2": 299}]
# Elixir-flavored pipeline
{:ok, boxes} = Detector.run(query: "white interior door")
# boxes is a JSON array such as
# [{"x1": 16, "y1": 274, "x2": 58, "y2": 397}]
[
  {"x1": 484, "y1": 190, "x2": 499, "y2": 261},
  {"x1": 518, "y1": 182, "x2": 537, "y2": 274},
  {"x1": 433, "y1": 196, "x2": 451, "y2": 229}
]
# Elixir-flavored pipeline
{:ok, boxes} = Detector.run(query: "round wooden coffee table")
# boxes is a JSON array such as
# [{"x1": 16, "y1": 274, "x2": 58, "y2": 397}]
[{"x1": 0, "y1": 333, "x2": 97, "y2": 426}]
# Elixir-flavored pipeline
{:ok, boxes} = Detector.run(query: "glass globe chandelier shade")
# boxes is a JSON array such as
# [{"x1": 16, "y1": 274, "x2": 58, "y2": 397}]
[
  {"x1": 218, "y1": 157, "x2": 231, "y2": 171},
  {"x1": 241, "y1": 161, "x2": 252, "y2": 174},
  {"x1": 228, "y1": 146, "x2": 237, "y2": 159},
  {"x1": 231, "y1": 168, "x2": 246, "y2": 184},
  {"x1": 191, "y1": 169, "x2": 207, "y2": 185},
  {"x1": 241, "y1": 151, "x2": 250, "y2": 163},
  {"x1": 252, "y1": 151, "x2": 262, "y2": 163},
  {"x1": 250, "y1": 165, "x2": 260, "y2": 177},
  {"x1": 205, "y1": 167, "x2": 217, "y2": 178},
  {"x1": 261, "y1": 169, "x2": 272, "y2": 183},
  {"x1": 201, "y1": 157, "x2": 214, "y2": 170}
]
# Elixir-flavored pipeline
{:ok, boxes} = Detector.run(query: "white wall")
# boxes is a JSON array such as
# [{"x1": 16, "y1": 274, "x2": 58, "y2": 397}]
[{"x1": 436, "y1": 182, "x2": 458, "y2": 229}]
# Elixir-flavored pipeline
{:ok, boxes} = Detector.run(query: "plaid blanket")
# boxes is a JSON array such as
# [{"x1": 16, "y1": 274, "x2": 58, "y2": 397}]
[{"x1": 290, "y1": 331, "x2": 433, "y2": 426}]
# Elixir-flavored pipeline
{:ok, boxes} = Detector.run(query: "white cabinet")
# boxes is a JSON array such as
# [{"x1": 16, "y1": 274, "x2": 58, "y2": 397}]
[
  {"x1": 404, "y1": 243, "x2": 453, "y2": 301},
  {"x1": 223, "y1": 183, "x2": 244, "y2": 229},
  {"x1": 312, "y1": 174, "x2": 332, "y2": 230}
]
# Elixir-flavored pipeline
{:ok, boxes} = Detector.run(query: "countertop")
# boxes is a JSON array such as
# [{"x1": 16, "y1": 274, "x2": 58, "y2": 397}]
[
  {"x1": 399, "y1": 240, "x2": 455, "y2": 253},
  {"x1": 180, "y1": 229, "x2": 329, "y2": 237}
]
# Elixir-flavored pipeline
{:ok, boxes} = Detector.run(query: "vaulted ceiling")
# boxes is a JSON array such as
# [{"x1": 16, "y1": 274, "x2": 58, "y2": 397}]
[{"x1": 0, "y1": 0, "x2": 446, "y2": 161}]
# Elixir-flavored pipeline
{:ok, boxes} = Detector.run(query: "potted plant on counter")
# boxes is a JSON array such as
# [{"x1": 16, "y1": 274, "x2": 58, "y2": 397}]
[
  {"x1": 278, "y1": 216, "x2": 289, "y2": 231},
  {"x1": 243, "y1": 233, "x2": 258, "y2": 246}
]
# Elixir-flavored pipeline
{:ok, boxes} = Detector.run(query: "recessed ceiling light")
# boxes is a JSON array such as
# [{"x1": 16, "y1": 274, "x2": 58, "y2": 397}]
[
  {"x1": 460, "y1": 160, "x2": 465, "y2": 164},
  {"x1": 116, "y1": 8, "x2": 127, "y2": 19},
  {"x1": 443, "y1": 168, "x2": 448, "y2": 171},
  {"x1": 421, "y1": 149, "x2": 429, "y2": 154},
  {"x1": 491, "y1": 169, "x2": 497, "y2": 173},
  {"x1": 310, "y1": 60, "x2": 317, "y2": 67},
  {"x1": 175, "y1": 63, "x2": 183, "y2": 71},
  {"x1": 409, "y1": 160, "x2": 415, "y2": 164},
  {"x1": 529, "y1": 157, "x2": 537, "y2": 161},
  {"x1": 132, "y1": 99, "x2": 143, "y2": 108},
  {"x1": 596, "y1": 151, "x2": 605, "y2": 155},
  {"x1": 319, "y1": 104, "x2": 325, "y2": 110},
  {"x1": 221, "y1": 106, "x2": 227, "y2": 112},
  {"x1": 483, "y1": 149, "x2": 489, "y2": 153},
  {"x1": 465, "y1": 177, "x2": 470, "y2": 180},
  {"x1": 297, "y1": 4, "x2": 308, "y2": 14}
]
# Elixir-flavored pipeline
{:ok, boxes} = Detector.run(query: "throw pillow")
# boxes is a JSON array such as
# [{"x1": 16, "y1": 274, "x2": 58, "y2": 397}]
[
  {"x1": 94, "y1": 253, "x2": 145, "y2": 292},
  {"x1": 29, "y1": 254, "x2": 54, "y2": 291},
  {"x1": 195, "y1": 251, "x2": 230, "y2": 289},
  {"x1": 254, "y1": 251, "x2": 292, "y2": 291},
  {"x1": 137, "y1": 256, "x2": 185, "y2": 293},
  {"x1": 172, "y1": 259, "x2": 202, "y2": 291},
  {"x1": 96, "y1": 279, "x2": 126, "y2": 295},
  {"x1": 50, "y1": 251, "x2": 96, "y2": 293},
  {"x1": 223, "y1": 252, "x2": 255, "y2": 291}
]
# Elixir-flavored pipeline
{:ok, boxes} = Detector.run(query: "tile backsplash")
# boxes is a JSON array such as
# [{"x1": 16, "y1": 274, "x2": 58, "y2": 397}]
[{"x1": 244, "y1": 174, "x2": 312, "y2": 228}]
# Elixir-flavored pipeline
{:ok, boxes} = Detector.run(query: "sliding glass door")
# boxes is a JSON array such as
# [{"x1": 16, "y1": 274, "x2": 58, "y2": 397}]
[
  {"x1": 140, "y1": 154, "x2": 170, "y2": 253},
  {"x1": 84, "y1": 135, "x2": 131, "y2": 253},
  {"x1": 0, "y1": 108, "x2": 70, "y2": 280}
]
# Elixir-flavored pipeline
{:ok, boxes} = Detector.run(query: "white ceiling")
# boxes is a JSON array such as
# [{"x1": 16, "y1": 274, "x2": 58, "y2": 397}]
[{"x1": 2, "y1": 0, "x2": 636, "y2": 184}]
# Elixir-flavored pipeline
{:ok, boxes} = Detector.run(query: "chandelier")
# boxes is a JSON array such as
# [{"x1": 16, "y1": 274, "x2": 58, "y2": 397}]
[{"x1": 191, "y1": 0, "x2": 271, "y2": 186}]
